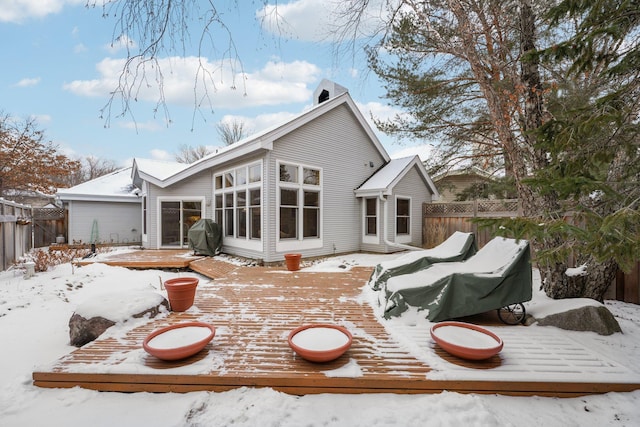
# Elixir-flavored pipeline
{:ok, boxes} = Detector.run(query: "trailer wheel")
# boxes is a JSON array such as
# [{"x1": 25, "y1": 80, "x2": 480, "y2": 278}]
[{"x1": 497, "y1": 303, "x2": 526, "y2": 325}]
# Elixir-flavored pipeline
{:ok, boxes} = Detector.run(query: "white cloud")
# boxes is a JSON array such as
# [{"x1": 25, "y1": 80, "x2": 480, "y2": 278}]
[
  {"x1": 259, "y1": 0, "x2": 334, "y2": 42},
  {"x1": 104, "y1": 35, "x2": 137, "y2": 54},
  {"x1": 258, "y1": 0, "x2": 389, "y2": 43},
  {"x1": 14, "y1": 77, "x2": 41, "y2": 87},
  {"x1": 219, "y1": 111, "x2": 299, "y2": 136},
  {"x1": 0, "y1": 0, "x2": 84, "y2": 23},
  {"x1": 389, "y1": 144, "x2": 435, "y2": 161},
  {"x1": 356, "y1": 100, "x2": 411, "y2": 135},
  {"x1": 150, "y1": 149, "x2": 172, "y2": 161},
  {"x1": 63, "y1": 56, "x2": 321, "y2": 109},
  {"x1": 73, "y1": 43, "x2": 87, "y2": 53},
  {"x1": 29, "y1": 114, "x2": 52, "y2": 124},
  {"x1": 117, "y1": 121, "x2": 165, "y2": 132}
]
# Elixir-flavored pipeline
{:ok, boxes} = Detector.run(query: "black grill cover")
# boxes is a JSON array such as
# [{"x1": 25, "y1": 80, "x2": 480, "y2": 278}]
[{"x1": 188, "y1": 219, "x2": 222, "y2": 256}]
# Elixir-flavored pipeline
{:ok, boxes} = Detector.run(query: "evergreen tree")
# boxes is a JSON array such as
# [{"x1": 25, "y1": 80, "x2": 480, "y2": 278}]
[{"x1": 340, "y1": 0, "x2": 637, "y2": 300}]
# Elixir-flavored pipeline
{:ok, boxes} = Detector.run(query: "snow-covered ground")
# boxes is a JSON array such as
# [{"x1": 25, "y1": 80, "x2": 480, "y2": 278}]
[{"x1": 1, "y1": 250, "x2": 639, "y2": 427}]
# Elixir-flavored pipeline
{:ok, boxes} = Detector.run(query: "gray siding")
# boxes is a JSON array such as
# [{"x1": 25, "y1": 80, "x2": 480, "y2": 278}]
[
  {"x1": 388, "y1": 166, "x2": 434, "y2": 248},
  {"x1": 68, "y1": 201, "x2": 141, "y2": 245},
  {"x1": 144, "y1": 170, "x2": 212, "y2": 249},
  {"x1": 265, "y1": 104, "x2": 387, "y2": 262}
]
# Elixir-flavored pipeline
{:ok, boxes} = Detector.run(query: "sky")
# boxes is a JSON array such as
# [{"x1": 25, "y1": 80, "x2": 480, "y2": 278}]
[
  {"x1": 0, "y1": 0, "x2": 431, "y2": 168},
  {"x1": 1, "y1": 249, "x2": 639, "y2": 426}
]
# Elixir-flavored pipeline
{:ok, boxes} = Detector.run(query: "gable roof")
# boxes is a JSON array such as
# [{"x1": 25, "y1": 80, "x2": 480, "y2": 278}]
[
  {"x1": 355, "y1": 155, "x2": 439, "y2": 198},
  {"x1": 133, "y1": 90, "x2": 391, "y2": 188},
  {"x1": 57, "y1": 167, "x2": 140, "y2": 203},
  {"x1": 131, "y1": 158, "x2": 191, "y2": 188}
]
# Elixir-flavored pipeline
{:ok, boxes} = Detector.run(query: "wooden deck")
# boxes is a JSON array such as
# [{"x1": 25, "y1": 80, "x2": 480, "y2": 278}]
[{"x1": 34, "y1": 253, "x2": 640, "y2": 397}]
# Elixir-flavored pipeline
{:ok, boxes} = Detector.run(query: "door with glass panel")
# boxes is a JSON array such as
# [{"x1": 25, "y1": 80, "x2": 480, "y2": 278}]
[{"x1": 160, "y1": 200, "x2": 202, "y2": 247}]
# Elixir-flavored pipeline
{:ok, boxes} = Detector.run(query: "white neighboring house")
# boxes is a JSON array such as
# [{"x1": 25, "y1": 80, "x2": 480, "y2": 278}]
[
  {"x1": 130, "y1": 79, "x2": 440, "y2": 262},
  {"x1": 56, "y1": 167, "x2": 142, "y2": 245}
]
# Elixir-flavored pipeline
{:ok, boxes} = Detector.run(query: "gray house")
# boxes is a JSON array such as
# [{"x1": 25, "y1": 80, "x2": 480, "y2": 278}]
[
  {"x1": 56, "y1": 167, "x2": 142, "y2": 245},
  {"x1": 131, "y1": 80, "x2": 439, "y2": 262}
]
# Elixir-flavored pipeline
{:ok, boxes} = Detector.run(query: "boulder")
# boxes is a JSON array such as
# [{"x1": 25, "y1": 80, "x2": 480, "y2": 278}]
[
  {"x1": 68, "y1": 314, "x2": 116, "y2": 347},
  {"x1": 69, "y1": 291, "x2": 169, "y2": 347},
  {"x1": 535, "y1": 305, "x2": 622, "y2": 336}
]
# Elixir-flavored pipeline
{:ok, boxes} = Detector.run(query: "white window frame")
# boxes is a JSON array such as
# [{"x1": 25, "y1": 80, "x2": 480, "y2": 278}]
[
  {"x1": 156, "y1": 196, "x2": 206, "y2": 249},
  {"x1": 395, "y1": 195, "x2": 412, "y2": 244},
  {"x1": 362, "y1": 197, "x2": 379, "y2": 244},
  {"x1": 213, "y1": 161, "x2": 263, "y2": 251},
  {"x1": 276, "y1": 160, "x2": 323, "y2": 252}
]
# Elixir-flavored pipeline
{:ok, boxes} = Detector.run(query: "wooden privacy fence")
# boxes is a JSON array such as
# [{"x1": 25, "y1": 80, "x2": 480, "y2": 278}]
[
  {"x1": 423, "y1": 199, "x2": 520, "y2": 248},
  {"x1": 0, "y1": 199, "x2": 33, "y2": 271},
  {"x1": 422, "y1": 199, "x2": 639, "y2": 304},
  {"x1": 32, "y1": 207, "x2": 66, "y2": 248}
]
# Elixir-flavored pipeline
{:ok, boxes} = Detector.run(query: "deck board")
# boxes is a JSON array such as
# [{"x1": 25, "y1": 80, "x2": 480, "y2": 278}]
[{"x1": 33, "y1": 254, "x2": 640, "y2": 396}]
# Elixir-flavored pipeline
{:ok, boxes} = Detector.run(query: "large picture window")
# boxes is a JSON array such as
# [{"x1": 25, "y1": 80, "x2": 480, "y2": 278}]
[
  {"x1": 214, "y1": 162, "x2": 262, "y2": 244},
  {"x1": 278, "y1": 162, "x2": 322, "y2": 249}
]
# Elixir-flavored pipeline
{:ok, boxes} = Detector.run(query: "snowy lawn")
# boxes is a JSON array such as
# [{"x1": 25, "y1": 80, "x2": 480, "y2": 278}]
[{"x1": 1, "y1": 250, "x2": 639, "y2": 427}]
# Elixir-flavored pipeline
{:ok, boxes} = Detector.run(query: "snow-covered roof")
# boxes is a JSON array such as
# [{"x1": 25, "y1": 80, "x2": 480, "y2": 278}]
[
  {"x1": 131, "y1": 158, "x2": 191, "y2": 187},
  {"x1": 134, "y1": 88, "x2": 390, "y2": 188},
  {"x1": 355, "y1": 156, "x2": 439, "y2": 198},
  {"x1": 56, "y1": 167, "x2": 140, "y2": 203}
]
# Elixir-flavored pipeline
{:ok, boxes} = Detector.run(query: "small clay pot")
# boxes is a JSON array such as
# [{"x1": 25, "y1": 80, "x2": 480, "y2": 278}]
[
  {"x1": 164, "y1": 277, "x2": 199, "y2": 311},
  {"x1": 284, "y1": 253, "x2": 302, "y2": 271}
]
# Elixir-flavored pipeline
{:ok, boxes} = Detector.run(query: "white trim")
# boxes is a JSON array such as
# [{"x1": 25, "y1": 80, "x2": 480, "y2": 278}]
[
  {"x1": 395, "y1": 195, "x2": 412, "y2": 244},
  {"x1": 362, "y1": 196, "x2": 379, "y2": 244},
  {"x1": 156, "y1": 196, "x2": 206, "y2": 249},
  {"x1": 212, "y1": 160, "x2": 263, "y2": 247},
  {"x1": 275, "y1": 160, "x2": 323, "y2": 252},
  {"x1": 222, "y1": 236, "x2": 264, "y2": 252}
]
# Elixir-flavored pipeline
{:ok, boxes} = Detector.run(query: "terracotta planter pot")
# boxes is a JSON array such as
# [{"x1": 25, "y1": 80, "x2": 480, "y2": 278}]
[
  {"x1": 430, "y1": 321, "x2": 503, "y2": 361},
  {"x1": 288, "y1": 324, "x2": 353, "y2": 363},
  {"x1": 143, "y1": 322, "x2": 216, "y2": 361},
  {"x1": 284, "y1": 253, "x2": 302, "y2": 271},
  {"x1": 164, "y1": 277, "x2": 199, "y2": 312}
]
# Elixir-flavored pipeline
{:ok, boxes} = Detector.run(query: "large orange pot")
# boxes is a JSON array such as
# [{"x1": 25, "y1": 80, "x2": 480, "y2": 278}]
[
  {"x1": 284, "y1": 253, "x2": 302, "y2": 271},
  {"x1": 164, "y1": 277, "x2": 199, "y2": 311}
]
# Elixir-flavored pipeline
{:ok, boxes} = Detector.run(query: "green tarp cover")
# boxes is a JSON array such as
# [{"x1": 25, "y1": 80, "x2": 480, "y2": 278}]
[
  {"x1": 368, "y1": 231, "x2": 477, "y2": 291},
  {"x1": 382, "y1": 237, "x2": 532, "y2": 322},
  {"x1": 188, "y1": 219, "x2": 222, "y2": 256}
]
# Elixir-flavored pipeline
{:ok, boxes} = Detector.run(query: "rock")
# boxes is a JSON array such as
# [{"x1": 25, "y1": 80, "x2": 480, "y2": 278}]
[
  {"x1": 69, "y1": 291, "x2": 169, "y2": 347},
  {"x1": 68, "y1": 314, "x2": 116, "y2": 347},
  {"x1": 535, "y1": 305, "x2": 622, "y2": 335}
]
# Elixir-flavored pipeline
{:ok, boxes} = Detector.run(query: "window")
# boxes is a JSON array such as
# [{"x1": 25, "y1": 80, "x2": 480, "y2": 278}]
[
  {"x1": 365, "y1": 198, "x2": 377, "y2": 235},
  {"x1": 279, "y1": 163, "x2": 298, "y2": 183},
  {"x1": 236, "y1": 190, "x2": 246, "y2": 238},
  {"x1": 303, "y1": 190, "x2": 319, "y2": 238},
  {"x1": 213, "y1": 162, "x2": 262, "y2": 244},
  {"x1": 396, "y1": 197, "x2": 410, "y2": 235},
  {"x1": 224, "y1": 193, "x2": 234, "y2": 237},
  {"x1": 142, "y1": 196, "x2": 147, "y2": 235},
  {"x1": 277, "y1": 162, "x2": 322, "y2": 250},
  {"x1": 249, "y1": 189, "x2": 261, "y2": 239},
  {"x1": 280, "y1": 188, "x2": 298, "y2": 239}
]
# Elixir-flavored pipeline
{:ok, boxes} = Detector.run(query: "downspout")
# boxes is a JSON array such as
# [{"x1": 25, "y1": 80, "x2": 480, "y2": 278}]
[{"x1": 379, "y1": 193, "x2": 420, "y2": 251}]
